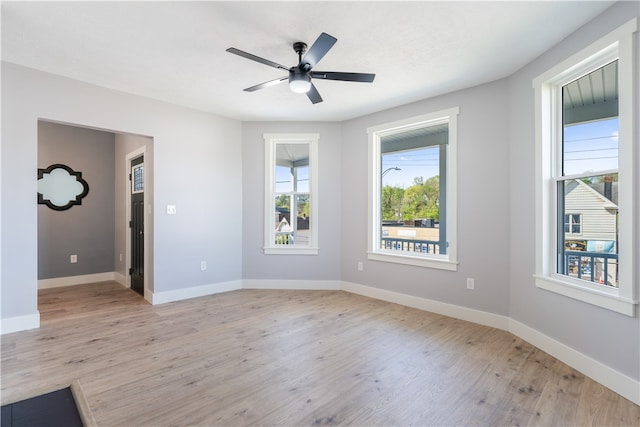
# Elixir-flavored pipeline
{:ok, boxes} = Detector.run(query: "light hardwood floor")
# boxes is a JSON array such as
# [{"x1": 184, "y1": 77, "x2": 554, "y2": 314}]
[{"x1": 2, "y1": 281, "x2": 638, "y2": 426}]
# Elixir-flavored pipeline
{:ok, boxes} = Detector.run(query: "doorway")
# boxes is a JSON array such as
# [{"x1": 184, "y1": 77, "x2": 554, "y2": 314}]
[{"x1": 37, "y1": 121, "x2": 153, "y2": 311}]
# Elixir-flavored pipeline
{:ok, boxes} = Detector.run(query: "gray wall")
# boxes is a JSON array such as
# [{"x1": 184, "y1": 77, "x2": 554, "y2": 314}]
[
  {"x1": 242, "y1": 122, "x2": 342, "y2": 280},
  {"x1": 38, "y1": 121, "x2": 115, "y2": 279},
  {"x1": 340, "y1": 79, "x2": 511, "y2": 316},
  {"x1": 1, "y1": 62, "x2": 243, "y2": 322},
  {"x1": 507, "y1": 1, "x2": 639, "y2": 380}
]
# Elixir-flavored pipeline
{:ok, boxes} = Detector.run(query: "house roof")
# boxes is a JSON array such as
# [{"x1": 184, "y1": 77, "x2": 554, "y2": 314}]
[
  {"x1": 1, "y1": 1, "x2": 615, "y2": 121},
  {"x1": 572, "y1": 179, "x2": 618, "y2": 207}
]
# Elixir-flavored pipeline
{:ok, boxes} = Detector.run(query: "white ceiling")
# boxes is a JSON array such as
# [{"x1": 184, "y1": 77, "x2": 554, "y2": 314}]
[{"x1": 1, "y1": 1, "x2": 615, "y2": 122}]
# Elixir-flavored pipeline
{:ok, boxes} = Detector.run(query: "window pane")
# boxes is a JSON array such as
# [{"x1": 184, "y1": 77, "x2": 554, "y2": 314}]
[
  {"x1": 273, "y1": 194, "x2": 310, "y2": 246},
  {"x1": 380, "y1": 135, "x2": 444, "y2": 255},
  {"x1": 295, "y1": 194, "x2": 310, "y2": 245},
  {"x1": 557, "y1": 174, "x2": 619, "y2": 287},
  {"x1": 274, "y1": 194, "x2": 293, "y2": 245},
  {"x1": 275, "y1": 165, "x2": 292, "y2": 193},
  {"x1": 562, "y1": 61, "x2": 618, "y2": 176},
  {"x1": 132, "y1": 164, "x2": 143, "y2": 193},
  {"x1": 296, "y1": 166, "x2": 309, "y2": 193}
]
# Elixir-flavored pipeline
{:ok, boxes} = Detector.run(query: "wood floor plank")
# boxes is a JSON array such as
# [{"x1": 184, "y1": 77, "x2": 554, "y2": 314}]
[{"x1": 1, "y1": 282, "x2": 638, "y2": 426}]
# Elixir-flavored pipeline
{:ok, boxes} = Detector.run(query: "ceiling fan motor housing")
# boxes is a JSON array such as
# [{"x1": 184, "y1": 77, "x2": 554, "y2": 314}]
[{"x1": 289, "y1": 67, "x2": 312, "y2": 93}]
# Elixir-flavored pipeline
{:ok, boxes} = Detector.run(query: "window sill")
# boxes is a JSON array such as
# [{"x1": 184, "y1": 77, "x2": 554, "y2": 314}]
[
  {"x1": 264, "y1": 246, "x2": 319, "y2": 255},
  {"x1": 534, "y1": 275, "x2": 637, "y2": 316},
  {"x1": 368, "y1": 251, "x2": 458, "y2": 271}
]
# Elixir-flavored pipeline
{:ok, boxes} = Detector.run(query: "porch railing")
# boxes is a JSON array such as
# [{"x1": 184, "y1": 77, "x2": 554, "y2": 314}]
[
  {"x1": 563, "y1": 250, "x2": 618, "y2": 287},
  {"x1": 381, "y1": 237, "x2": 440, "y2": 254}
]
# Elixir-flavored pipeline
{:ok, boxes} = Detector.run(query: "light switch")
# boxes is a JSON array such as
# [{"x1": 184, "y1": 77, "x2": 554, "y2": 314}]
[{"x1": 166, "y1": 205, "x2": 177, "y2": 215}]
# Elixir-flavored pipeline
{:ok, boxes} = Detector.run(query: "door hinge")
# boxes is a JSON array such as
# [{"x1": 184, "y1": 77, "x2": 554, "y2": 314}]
[
  {"x1": 129, "y1": 220, "x2": 132, "y2": 228},
  {"x1": 129, "y1": 268, "x2": 133, "y2": 275},
  {"x1": 129, "y1": 173, "x2": 132, "y2": 181}
]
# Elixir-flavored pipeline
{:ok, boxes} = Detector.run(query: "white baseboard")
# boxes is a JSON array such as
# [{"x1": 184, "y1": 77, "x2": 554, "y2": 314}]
[
  {"x1": 1, "y1": 312, "x2": 40, "y2": 334},
  {"x1": 38, "y1": 272, "x2": 116, "y2": 289},
  {"x1": 243, "y1": 279, "x2": 342, "y2": 291},
  {"x1": 341, "y1": 281, "x2": 510, "y2": 330},
  {"x1": 509, "y1": 319, "x2": 640, "y2": 405},
  {"x1": 149, "y1": 280, "x2": 242, "y2": 305},
  {"x1": 114, "y1": 272, "x2": 128, "y2": 287}
]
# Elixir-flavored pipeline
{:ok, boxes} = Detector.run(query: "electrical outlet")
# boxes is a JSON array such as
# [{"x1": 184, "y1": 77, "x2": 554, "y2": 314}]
[
  {"x1": 466, "y1": 278, "x2": 475, "y2": 290},
  {"x1": 70, "y1": 254, "x2": 78, "y2": 264},
  {"x1": 201, "y1": 261, "x2": 207, "y2": 271},
  {"x1": 357, "y1": 261, "x2": 363, "y2": 271},
  {"x1": 166, "y1": 205, "x2": 177, "y2": 215}
]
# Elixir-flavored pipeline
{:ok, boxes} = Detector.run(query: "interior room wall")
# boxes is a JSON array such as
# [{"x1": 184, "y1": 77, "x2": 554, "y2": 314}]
[
  {"x1": 507, "y1": 1, "x2": 639, "y2": 382},
  {"x1": 340, "y1": 79, "x2": 511, "y2": 317},
  {"x1": 1, "y1": 62, "x2": 242, "y2": 329},
  {"x1": 37, "y1": 121, "x2": 116, "y2": 280},
  {"x1": 241, "y1": 121, "x2": 342, "y2": 282}
]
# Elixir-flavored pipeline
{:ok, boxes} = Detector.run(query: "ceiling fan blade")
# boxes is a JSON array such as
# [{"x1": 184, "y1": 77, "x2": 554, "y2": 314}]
[
  {"x1": 226, "y1": 48, "x2": 289, "y2": 71},
  {"x1": 244, "y1": 76, "x2": 289, "y2": 92},
  {"x1": 306, "y1": 83, "x2": 323, "y2": 104},
  {"x1": 301, "y1": 33, "x2": 337, "y2": 70},
  {"x1": 311, "y1": 71, "x2": 376, "y2": 83}
]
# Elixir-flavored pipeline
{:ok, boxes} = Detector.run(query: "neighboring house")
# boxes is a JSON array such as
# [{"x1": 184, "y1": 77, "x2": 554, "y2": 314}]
[
  {"x1": 563, "y1": 179, "x2": 618, "y2": 286},
  {"x1": 564, "y1": 179, "x2": 618, "y2": 248}
]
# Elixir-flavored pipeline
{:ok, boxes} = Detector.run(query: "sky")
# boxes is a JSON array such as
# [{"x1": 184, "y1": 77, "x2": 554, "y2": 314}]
[
  {"x1": 380, "y1": 117, "x2": 619, "y2": 189},
  {"x1": 382, "y1": 146, "x2": 439, "y2": 188},
  {"x1": 563, "y1": 117, "x2": 618, "y2": 176},
  {"x1": 272, "y1": 117, "x2": 619, "y2": 192}
]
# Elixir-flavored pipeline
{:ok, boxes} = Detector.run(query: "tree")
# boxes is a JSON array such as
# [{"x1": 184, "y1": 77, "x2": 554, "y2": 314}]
[
  {"x1": 382, "y1": 186, "x2": 404, "y2": 221},
  {"x1": 399, "y1": 175, "x2": 440, "y2": 221},
  {"x1": 275, "y1": 194, "x2": 289, "y2": 209}
]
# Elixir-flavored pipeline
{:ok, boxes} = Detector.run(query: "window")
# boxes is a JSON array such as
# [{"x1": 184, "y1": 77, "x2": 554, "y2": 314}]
[
  {"x1": 132, "y1": 162, "x2": 144, "y2": 194},
  {"x1": 564, "y1": 214, "x2": 581, "y2": 235},
  {"x1": 367, "y1": 108, "x2": 458, "y2": 271},
  {"x1": 263, "y1": 133, "x2": 318, "y2": 255},
  {"x1": 534, "y1": 19, "x2": 637, "y2": 315}
]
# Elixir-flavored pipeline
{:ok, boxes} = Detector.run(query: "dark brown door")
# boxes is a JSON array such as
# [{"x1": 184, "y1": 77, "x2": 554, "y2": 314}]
[{"x1": 130, "y1": 156, "x2": 144, "y2": 295}]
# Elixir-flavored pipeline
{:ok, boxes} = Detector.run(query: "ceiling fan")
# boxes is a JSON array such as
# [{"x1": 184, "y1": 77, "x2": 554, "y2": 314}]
[{"x1": 226, "y1": 32, "x2": 375, "y2": 104}]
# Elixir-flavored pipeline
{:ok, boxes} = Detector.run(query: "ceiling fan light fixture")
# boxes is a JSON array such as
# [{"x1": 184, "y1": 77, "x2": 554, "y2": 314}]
[{"x1": 289, "y1": 73, "x2": 311, "y2": 93}]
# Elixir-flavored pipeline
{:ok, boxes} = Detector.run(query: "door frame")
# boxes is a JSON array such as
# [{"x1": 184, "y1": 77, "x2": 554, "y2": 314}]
[{"x1": 125, "y1": 146, "x2": 149, "y2": 299}]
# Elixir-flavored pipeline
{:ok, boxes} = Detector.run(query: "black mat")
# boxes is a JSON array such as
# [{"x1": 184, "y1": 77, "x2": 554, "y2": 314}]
[{"x1": 1, "y1": 387, "x2": 83, "y2": 427}]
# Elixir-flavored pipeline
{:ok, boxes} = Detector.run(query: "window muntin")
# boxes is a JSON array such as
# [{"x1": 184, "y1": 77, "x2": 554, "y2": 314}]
[
  {"x1": 264, "y1": 134, "x2": 318, "y2": 255},
  {"x1": 368, "y1": 108, "x2": 458, "y2": 271},
  {"x1": 533, "y1": 19, "x2": 637, "y2": 316}
]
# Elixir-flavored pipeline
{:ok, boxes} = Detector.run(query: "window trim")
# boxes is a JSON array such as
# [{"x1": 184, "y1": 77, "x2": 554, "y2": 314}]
[
  {"x1": 367, "y1": 107, "x2": 459, "y2": 271},
  {"x1": 533, "y1": 19, "x2": 638, "y2": 316},
  {"x1": 263, "y1": 133, "x2": 319, "y2": 255}
]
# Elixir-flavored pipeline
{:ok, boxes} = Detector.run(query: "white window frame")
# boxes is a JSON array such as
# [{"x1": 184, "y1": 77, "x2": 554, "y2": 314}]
[
  {"x1": 367, "y1": 107, "x2": 459, "y2": 271},
  {"x1": 263, "y1": 133, "x2": 319, "y2": 255},
  {"x1": 533, "y1": 19, "x2": 638, "y2": 316}
]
